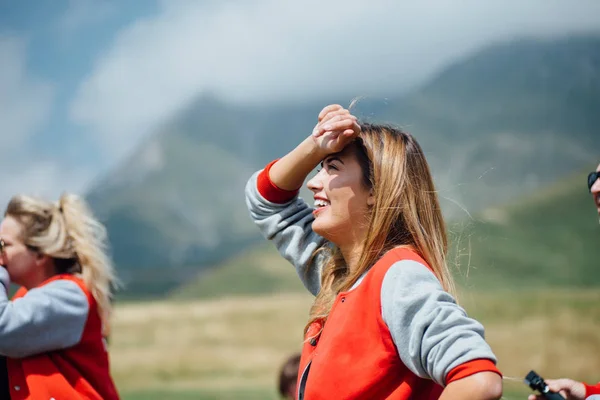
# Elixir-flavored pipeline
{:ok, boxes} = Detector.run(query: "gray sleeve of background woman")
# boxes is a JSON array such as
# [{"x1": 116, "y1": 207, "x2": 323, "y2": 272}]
[
  {"x1": 245, "y1": 170, "x2": 326, "y2": 296},
  {"x1": 0, "y1": 267, "x2": 89, "y2": 358},
  {"x1": 381, "y1": 260, "x2": 497, "y2": 386}
]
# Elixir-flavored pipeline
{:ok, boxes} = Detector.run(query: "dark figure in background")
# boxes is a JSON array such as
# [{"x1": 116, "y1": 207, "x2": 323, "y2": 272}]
[{"x1": 278, "y1": 353, "x2": 301, "y2": 399}]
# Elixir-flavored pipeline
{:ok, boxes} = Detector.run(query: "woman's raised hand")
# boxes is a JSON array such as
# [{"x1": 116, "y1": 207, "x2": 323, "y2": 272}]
[{"x1": 311, "y1": 104, "x2": 361, "y2": 156}]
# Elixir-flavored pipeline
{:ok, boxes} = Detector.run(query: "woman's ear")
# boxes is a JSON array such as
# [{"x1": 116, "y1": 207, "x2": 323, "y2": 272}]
[
  {"x1": 367, "y1": 190, "x2": 375, "y2": 206},
  {"x1": 35, "y1": 252, "x2": 51, "y2": 266}
]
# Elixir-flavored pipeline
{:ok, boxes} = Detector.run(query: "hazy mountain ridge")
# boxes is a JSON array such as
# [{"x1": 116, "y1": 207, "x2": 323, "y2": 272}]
[
  {"x1": 85, "y1": 35, "x2": 600, "y2": 297},
  {"x1": 173, "y1": 166, "x2": 600, "y2": 299}
]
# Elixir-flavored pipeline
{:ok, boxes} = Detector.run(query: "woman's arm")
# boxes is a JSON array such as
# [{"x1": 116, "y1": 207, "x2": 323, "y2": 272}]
[
  {"x1": 245, "y1": 104, "x2": 361, "y2": 295},
  {"x1": 245, "y1": 166, "x2": 325, "y2": 295},
  {"x1": 268, "y1": 136, "x2": 326, "y2": 191},
  {"x1": 439, "y1": 371, "x2": 502, "y2": 400},
  {"x1": 0, "y1": 268, "x2": 89, "y2": 358},
  {"x1": 269, "y1": 104, "x2": 360, "y2": 190},
  {"x1": 380, "y1": 260, "x2": 502, "y2": 395}
]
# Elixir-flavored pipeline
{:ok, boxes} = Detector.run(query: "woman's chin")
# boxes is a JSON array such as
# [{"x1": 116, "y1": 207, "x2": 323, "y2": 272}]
[
  {"x1": 311, "y1": 220, "x2": 325, "y2": 236},
  {"x1": 311, "y1": 220, "x2": 330, "y2": 238},
  {"x1": 311, "y1": 220, "x2": 342, "y2": 245}
]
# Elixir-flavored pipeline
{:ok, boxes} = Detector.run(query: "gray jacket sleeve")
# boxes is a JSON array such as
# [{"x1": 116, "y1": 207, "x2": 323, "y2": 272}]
[
  {"x1": 381, "y1": 260, "x2": 497, "y2": 386},
  {"x1": 245, "y1": 170, "x2": 326, "y2": 295},
  {"x1": 0, "y1": 267, "x2": 89, "y2": 358}
]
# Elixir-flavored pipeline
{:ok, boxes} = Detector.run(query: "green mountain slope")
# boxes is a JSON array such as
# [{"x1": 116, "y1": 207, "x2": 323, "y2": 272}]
[
  {"x1": 171, "y1": 243, "x2": 306, "y2": 300},
  {"x1": 174, "y1": 169, "x2": 600, "y2": 299},
  {"x1": 451, "y1": 167, "x2": 600, "y2": 289}
]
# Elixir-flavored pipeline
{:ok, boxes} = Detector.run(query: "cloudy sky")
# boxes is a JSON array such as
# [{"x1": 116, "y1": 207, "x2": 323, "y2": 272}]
[{"x1": 1, "y1": 0, "x2": 599, "y2": 206}]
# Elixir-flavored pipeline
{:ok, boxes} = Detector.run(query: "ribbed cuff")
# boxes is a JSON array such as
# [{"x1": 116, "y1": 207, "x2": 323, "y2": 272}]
[
  {"x1": 585, "y1": 382, "x2": 600, "y2": 396},
  {"x1": 256, "y1": 159, "x2": 301, "y2": 204},
  {"x1": 445, "y1": 359, "x2": 501, "y2": 385}
]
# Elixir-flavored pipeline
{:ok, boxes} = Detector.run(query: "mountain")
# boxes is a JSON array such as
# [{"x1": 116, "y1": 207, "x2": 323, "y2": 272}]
[
  {"x1": 375, "y1": 36, "x2": 600, "y2": 219},
  {"x1": 170, "y1": 242, "x2": 306, "y2": 300},
  {"x1": 172, "y1": 167, "x2": 600, "y2": 299},
  {"x1": 85, "y1": 35, "x2": 600, "y2": 298},
  {"x1": 450, "y1": 166, "x2": 600, "y2": 289}
]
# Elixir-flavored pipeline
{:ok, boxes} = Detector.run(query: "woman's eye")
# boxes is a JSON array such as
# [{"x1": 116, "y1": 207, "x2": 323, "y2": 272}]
[{"x1": 327, "y1": 163, "x2": 338, "y2": 171}]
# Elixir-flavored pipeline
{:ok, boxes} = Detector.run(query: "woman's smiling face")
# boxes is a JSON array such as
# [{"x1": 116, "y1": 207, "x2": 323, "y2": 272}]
[{"x1": 306, "y1": 143, "x2": 374, "y2": 247}]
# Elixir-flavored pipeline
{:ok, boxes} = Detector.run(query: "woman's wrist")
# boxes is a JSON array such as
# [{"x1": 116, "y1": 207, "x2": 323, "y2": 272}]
[
  {"x1": 269, "y1": 137, "x2": 327, "y2": 191},
  {"x1": 300, "y1": 136, "x2": 329, "y2": 162}
]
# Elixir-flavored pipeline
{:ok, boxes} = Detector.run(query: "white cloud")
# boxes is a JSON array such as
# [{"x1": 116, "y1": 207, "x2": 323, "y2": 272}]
[
  {"x1": 0, "y1": 161, "x2": 93, "y2": 208},
  {"x1": 70, "y1": 0, "x2": 600, "y2": 163},
  {"x1": 0, "y1": 36, "x2": 87, "y2": 208}
]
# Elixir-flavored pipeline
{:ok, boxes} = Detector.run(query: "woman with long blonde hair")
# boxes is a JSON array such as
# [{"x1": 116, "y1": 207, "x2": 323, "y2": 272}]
[
  {"x1": 246, "y1": 104, "x2": 502, "y2": 399},
  {"x1": 0, "y1": 193, "x2": 119, "y2": 399}
]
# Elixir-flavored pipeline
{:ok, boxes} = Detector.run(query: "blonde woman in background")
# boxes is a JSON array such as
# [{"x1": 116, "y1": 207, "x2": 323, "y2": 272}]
[{"x1": 0, "y1": 193, "x2": 120, "y2": 399}]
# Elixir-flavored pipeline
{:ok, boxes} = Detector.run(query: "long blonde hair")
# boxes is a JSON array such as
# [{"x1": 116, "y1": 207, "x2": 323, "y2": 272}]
[
  {"x1": 307, "y1": 123, "x2": 456, "y2": 333},
  {"x1": 5, "y1": 193, "x2": 118, "y2": 334}
]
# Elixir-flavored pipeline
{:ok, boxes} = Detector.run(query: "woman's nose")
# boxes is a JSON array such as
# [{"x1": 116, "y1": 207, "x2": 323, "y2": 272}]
[{"x1": 307, "y1": 169, "x2": 325, "y2": 192}]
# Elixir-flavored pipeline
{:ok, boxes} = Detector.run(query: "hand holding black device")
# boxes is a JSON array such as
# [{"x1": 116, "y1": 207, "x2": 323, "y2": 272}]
[{"x1": 524, "y1": 370, "x2": 566, "y2": 400}]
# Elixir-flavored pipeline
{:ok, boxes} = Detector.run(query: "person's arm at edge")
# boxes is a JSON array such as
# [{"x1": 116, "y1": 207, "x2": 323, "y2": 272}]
[{"x1": 440, "y1": 371, "x2": 502, "y2": 400}]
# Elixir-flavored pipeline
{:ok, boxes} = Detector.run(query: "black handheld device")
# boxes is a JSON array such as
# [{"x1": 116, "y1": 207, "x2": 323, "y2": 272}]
[{"x1": 524, "y1": 370, "x2": 565, "y2": 400}]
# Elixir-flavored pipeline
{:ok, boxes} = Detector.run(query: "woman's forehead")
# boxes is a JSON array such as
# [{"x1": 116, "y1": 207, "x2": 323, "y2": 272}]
[
  {"x1": 325, "y1": 144, "x2": 357, "y2": 160},
  {"x1": 0, "y1": 216, "x2": 21, "y2": 239}
]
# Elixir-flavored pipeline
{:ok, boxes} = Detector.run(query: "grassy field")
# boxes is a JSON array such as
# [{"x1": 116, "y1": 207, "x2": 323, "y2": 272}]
[
  {"x1": 111, "y1": 289, "x2": 600, "y2": 399},
  {"x1": 113, "y1": 293, "x2": 312, "y2": 399}
]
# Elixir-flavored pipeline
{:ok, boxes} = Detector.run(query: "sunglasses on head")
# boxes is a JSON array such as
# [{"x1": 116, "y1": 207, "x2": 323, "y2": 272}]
[{"x1": 588, "y1": 171, "x2": 600, "y2": 192}]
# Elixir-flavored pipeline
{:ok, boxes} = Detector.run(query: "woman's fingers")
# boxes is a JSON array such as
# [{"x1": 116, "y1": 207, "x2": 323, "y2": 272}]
[
  {"x1": 318, "y1": 104, "x2": 343, "y2": 121},
  {"x1": 313, "y1": 105, "x2": 358, "y2": 138},
  {"x1": 313, "y1": 114, "x2": 356, "y2": 137},
  {"x1": 319, "y1": 116, "x2": 359, "y2": 134},
  {"x1": 318, "y1": 109, "x2": 353, "y2": 127}
]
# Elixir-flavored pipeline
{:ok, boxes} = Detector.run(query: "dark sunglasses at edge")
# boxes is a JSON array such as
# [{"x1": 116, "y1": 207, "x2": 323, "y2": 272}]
[{"x1": 588, "y1": 171, "x2": 600, "y2": 192}]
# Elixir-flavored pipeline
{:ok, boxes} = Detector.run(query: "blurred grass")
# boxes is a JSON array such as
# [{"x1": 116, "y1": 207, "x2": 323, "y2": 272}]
[
  {"x1": 111, "y1": 293, "x2": 313, "y2": 394},
  {"x1": 461, "y1": 290, "x2": 600, "y2": 387},
  {"x1": 121, "y1": 387, "x2": 273, "y2": 400},
  {"x1": 110, "y1": 289, "x2": 600, "y2": 400},
  {"x1": 118, "y1": 378, "x2": 539, "y2": 399}
]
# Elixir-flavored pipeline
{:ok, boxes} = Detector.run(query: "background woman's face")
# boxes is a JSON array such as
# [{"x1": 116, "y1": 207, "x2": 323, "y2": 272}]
[{"x1": 0, "y1": 216, "x2": 38, "y2": 286}]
